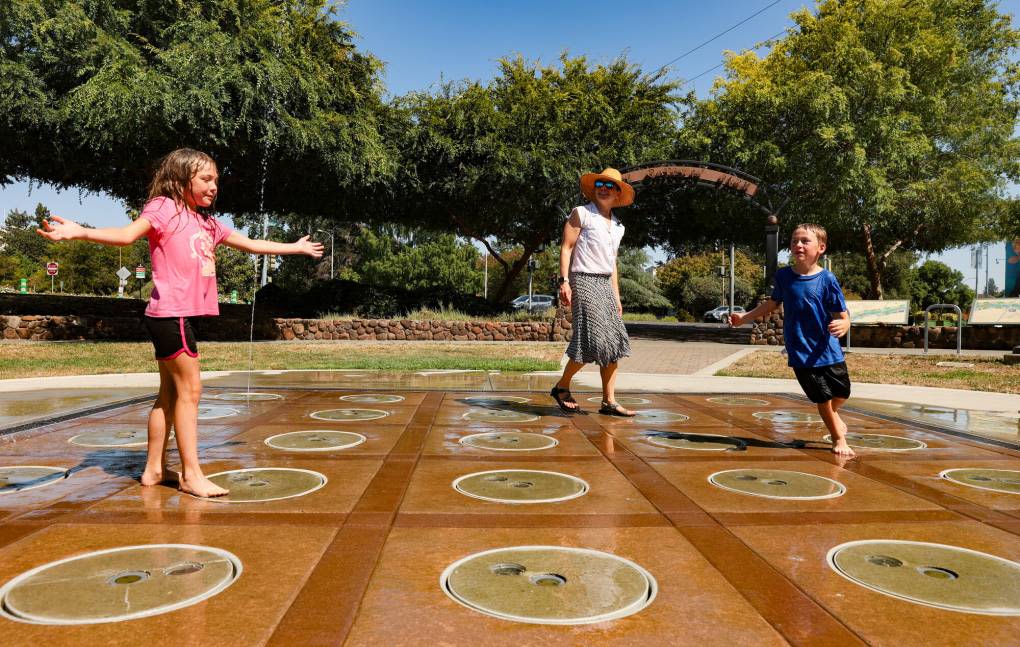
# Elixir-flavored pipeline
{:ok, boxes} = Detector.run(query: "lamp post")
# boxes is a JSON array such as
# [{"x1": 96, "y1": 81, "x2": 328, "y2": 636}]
[{"x1": 316, "y1": 229, "x2": 335, "y2": 279}]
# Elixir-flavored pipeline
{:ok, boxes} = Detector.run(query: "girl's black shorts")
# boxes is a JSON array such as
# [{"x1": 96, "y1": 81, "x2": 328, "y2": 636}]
[
  {"x1": 143, "y1": 316, "x2": 199, "y2": 361},
  {"x1": 792, "y1": 361, "x2": 851, "y2": 404}
]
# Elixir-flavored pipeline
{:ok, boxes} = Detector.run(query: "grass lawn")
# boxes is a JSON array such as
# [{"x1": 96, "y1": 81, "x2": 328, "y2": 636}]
[
  {"x1": 0, "y1": 341, "x2": 563, "y2": 379},
  {"x1": 718, "y1": 350, "x2": 1019, "y2": 395}
]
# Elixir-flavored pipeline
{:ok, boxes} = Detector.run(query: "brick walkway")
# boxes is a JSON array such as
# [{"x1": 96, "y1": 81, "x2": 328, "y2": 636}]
[{"x1": 580, "y1": 340, "x2": 743, "y2": 375}]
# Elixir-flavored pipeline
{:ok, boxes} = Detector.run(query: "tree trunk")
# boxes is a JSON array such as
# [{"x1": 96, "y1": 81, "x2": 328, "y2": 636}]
[
  {"x1": 492, "y1": 249, "x2": 534, "y2": 303},
  {"x1": 861, "y1": 223, "x2": 884, "y2": 299}
]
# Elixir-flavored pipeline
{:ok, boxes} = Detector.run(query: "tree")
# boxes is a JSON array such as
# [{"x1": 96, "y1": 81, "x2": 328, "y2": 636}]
[
  {"x1": 910, "y1": 260, "x2": 974, "y2": 313},
  {"x1": 829, "y1": 250, "x2": 917, "y2": 300},
  {"x1": 681, "y1": 0, "x2": 1020, "y2": 297},
  {"x1": 675, "y1": 275, "x2": 755, "y2": 319},
  {"x1": 985, "y1": 277, "x2": 1001, "y2": 297},
  {"x1": 617, "y1": 248, "x2": 672, "y2": 314},
  {"x1": 390, "y1": 55, "x2": 680, "y2": 301},
  {"x1": 215, "y1": 245, "x2": 258, "y2": 303},
  {"x1": 1, "y1": 0, "x2": 395, "y2": 216},
  {"x1": 350, "y1": 227, "x2": 482, "y2": 294},
  {"x1": 656, "y1": 248, "x2": 764, "y2": 313},
  {"x1": 1, "y1": 205, "x2": 50, "y2": 263}
]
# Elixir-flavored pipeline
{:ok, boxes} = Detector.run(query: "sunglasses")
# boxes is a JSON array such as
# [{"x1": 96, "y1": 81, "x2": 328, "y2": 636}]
[{"x1": 594, "y1": 180, "x2": 619, "y2": 190}]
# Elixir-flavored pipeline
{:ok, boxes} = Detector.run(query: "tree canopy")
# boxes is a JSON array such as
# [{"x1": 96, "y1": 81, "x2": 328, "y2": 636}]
[
  {"x1": 910, "y1": 260, "x2": 974, "y2": 313},
  {"x1": 680, "y1": 0, "x2": 1020, "y2": 297},
  {"x1": 0, "y1": 0, "x2": 395, "y2": 216},
  {"x1": 386, "y1": 55, "x2": 680, "y2": 301}
]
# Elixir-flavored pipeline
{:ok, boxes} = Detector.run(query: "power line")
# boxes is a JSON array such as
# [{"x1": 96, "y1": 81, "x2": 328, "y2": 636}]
[
  {"x1": 654, "y1": 0, "x2": 786, "y2": 74},
  {"x1": 679, "y1": 30, "x2": 788, "y2": 89}
]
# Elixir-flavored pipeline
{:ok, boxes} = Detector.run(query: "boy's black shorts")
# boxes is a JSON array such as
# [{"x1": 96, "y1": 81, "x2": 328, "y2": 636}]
[
  {"x1": 143, "y1": 316, "x2": 199, "y2": 361},
  {"x1": 793, "y1": 361, "x2": 851, "y2": 404}
]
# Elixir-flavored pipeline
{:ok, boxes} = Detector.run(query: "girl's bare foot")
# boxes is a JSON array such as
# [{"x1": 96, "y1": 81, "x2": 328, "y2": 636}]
[
  {"x1": 179, "y1": 475, "x2": 229, "y2": 498},
  {"x1": 831, "y1": 439, "x2": 856, "y2": 457},
  {"x1": 140, "y1": 467, "x2": 181, "y2": 486}
]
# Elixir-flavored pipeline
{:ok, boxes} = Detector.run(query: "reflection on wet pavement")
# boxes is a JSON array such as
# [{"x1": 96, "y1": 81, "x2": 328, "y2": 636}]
[
  {"x1": 851, "y1": 398, "x2": 1020, "y2": 444},
  {"x1": 0, "y1": 388, "x2": 155, "y2": 429}
]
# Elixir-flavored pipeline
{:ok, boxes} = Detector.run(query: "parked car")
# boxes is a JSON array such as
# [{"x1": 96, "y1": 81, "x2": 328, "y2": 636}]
[
  {"x1": 512, "y1": 294, "x2": 555, "y2": 311},
  {"x1": 703, "y1": 305, "x2": 746, "y2": 322}
]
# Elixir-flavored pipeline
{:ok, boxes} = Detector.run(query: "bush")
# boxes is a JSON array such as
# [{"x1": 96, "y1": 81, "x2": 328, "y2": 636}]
[
  {"x1": 254, "y1": 278, "x2": 503, "y2": 319},
  {"x1": 679, "y1": 276, "x2": 754, "y2": 319}
]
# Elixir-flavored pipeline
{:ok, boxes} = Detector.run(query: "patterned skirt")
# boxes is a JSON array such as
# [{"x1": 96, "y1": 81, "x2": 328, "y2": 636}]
[{"x1": 565, "y1": 272, "x2": 631, "y2": 367}]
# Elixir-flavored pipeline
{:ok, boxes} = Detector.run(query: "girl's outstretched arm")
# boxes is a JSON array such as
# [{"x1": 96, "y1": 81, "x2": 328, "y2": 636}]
[
  {"x1": 222, "y1": 232, "x2": 323, "y2": 258},
  {"x1": 37, "y1": 216, "x2": 151, "y2": 246}
]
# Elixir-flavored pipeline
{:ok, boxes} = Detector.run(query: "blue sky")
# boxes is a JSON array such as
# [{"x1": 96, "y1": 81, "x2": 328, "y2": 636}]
[{"x1": 2, "y1": 0, "x2": 1017, "y2": 287}]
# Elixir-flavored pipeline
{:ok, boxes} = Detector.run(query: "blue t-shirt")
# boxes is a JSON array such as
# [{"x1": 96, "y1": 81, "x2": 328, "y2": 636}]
[{"x1": 770, "y1": 267, "x2": 847, "y2": 368}]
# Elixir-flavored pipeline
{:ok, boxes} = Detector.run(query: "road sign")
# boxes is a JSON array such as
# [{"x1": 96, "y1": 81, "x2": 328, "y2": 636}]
[
  {"x1": 116, "y1": 266, "x2": 131, "y2": 281},
  {"x1": 230, "y1": 290, "x2": 238, "y2": 304},
  {"x1": 19, "y1": 278, "x2": 27, "y2": 294},
  {"x1": 46, "y1": 262, "x2": 58, "y2": 276},
  {"x1": 135, "y1": 265, "x2": 146, "y2": 280}
]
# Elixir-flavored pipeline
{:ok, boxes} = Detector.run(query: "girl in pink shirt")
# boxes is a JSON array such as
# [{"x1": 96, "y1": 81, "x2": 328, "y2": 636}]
[{"x1": 38, "y1": 148, "x2": 323, "y2": 497}]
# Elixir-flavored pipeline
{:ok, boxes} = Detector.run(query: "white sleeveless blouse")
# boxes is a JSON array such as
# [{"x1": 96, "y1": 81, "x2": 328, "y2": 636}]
[{"x1": 569, "y1": 203, "x2": 625, "y2": 275}]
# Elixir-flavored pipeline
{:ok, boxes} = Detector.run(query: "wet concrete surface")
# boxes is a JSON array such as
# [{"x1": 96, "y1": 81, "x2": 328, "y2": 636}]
[{"x1": 1, "y1": 378, "x2": 1020, "y2": 645}]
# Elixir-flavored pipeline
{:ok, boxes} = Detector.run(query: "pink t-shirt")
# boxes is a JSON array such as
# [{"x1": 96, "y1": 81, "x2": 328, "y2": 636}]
[{"x1": 141, "y1": 197, "x2": 233, "y2": 317}]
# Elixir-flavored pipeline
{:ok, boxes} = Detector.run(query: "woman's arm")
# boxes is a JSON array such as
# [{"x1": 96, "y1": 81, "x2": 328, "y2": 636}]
[
  {"x1": 222, "y1": 232, "x2": 323, "y2": 258},
  {"x1": 558, "y1": 209, "x2": 582, "y2": 306},
  {"x1": 37, "y1": 216, "x2": 151, "y2": 246}
]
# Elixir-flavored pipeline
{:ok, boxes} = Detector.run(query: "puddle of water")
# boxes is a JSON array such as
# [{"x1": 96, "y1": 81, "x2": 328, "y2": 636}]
[
  {"x1": 0, "y1": 388, "x2": 154, "y2": 429},
  {"x1": 851, "y1": 399, "x2": 1020, "y2": 444}
]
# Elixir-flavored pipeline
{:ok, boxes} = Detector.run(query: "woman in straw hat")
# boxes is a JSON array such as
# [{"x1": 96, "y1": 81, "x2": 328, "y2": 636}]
[{"x1": 550, "y1": 168, "x2": 636, "y2": 416}]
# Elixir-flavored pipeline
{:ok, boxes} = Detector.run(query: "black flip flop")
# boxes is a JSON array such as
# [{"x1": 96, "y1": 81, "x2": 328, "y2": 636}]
[
  {"x1": 598, "y1": 401, "x2": 636, "y2": 417},
  {"x1": 550, "y1": 386, "x2": 579, "y2": 413}
]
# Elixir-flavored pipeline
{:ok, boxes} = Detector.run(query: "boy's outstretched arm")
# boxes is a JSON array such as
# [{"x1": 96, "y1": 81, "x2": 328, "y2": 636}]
[
  {"x1": 37, "y1": 216, "x2": 151, "y2": 246},
  {"x1": 828, "y1": 311, "x2": 850, "y2": 338},
  {"x1": 729, "y1": 299, "x2": 779, "y2": 327},
  {"x1": 223, "y1": 233, "x2": 323, "y2": 258}
]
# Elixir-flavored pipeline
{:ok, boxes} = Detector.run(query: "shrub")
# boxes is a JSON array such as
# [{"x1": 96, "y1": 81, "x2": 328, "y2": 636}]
[{"x1": 256, "y1": 278, "x2": 504, "y2": 320}]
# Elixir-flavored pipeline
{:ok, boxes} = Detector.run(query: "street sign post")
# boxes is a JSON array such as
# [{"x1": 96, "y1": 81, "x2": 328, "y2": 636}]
[
  {"x1": 116, "y1": 266, "x2": 130, "y2": 298},
  {"x1": 46, "y1": 262, "x2": 58, "y2": 292},
  {"x1": 135, "y1": 265, "x2": 146, "y2": 299}
]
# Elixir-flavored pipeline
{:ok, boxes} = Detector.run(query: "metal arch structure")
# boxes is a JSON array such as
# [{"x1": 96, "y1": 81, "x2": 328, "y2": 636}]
[{"x1": 619, "y1": 160, "x2": 786, "y2": 288}]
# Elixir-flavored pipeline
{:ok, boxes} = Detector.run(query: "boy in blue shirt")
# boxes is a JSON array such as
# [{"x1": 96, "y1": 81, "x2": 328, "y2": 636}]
[{"x1": 730, "y1": 223, "x2": 854, "y2": 457}]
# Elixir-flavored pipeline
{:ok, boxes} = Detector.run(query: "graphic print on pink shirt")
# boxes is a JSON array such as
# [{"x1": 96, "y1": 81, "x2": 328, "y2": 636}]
[
  {"x1": 140, "y1": 197, "x2": 233, "y2": 317},
  {"x1": 189, "y1": 230, "x2": 217, "y2": 277}
]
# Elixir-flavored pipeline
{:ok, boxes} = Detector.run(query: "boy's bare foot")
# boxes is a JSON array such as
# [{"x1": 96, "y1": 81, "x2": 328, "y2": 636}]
[
  {"x1": 140, "y1": 467, "x2": 181, "y2": 486},
  {"x1": 179, "y1": 475, "x2": 229, "y2": 498},
  {"x1": 831, "y1": 439, "x2": 856, "y2": 457}
]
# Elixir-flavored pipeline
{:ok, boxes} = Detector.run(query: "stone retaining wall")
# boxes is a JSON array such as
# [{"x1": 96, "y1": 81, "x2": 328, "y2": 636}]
[
  {"x1": 750, "y1": 303, "x2": 1020, "y2": 350},
  {"x1": 272, "y1": 317, "x2": 570, "y2": 342},
  {"x1": 0, "y1": 294, "x2": 571, "y2": 343}
]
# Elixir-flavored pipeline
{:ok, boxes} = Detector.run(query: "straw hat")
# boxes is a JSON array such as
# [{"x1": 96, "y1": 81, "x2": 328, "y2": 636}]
[{"x1": 580, "y1": 167, "x2": 635, "y2": 207}]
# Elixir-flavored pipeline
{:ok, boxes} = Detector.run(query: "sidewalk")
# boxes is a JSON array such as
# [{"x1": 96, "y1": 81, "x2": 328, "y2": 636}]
[{"x1": 571, "y1": 339, "x2": 1020, "y2": 411}]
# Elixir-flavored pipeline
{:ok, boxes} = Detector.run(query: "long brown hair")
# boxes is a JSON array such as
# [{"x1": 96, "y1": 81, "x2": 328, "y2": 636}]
[{"x1": 147, "y1": 148, "x2": 217, "y2": 219}]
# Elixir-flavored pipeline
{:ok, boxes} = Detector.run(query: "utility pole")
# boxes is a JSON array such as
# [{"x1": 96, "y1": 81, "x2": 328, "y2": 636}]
[
  {"x1": 483, "y1": 250, "x2": 488, "y2": 299},
  {"x1": 972, "y1": 246, "x2": 981, "y2": 298},
  {"x1": 729, "y1": 241, "x2": 735, "y2": 315},
  {"x1": 984, "y1": 243, "x2": 990, "y2": 297}
]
